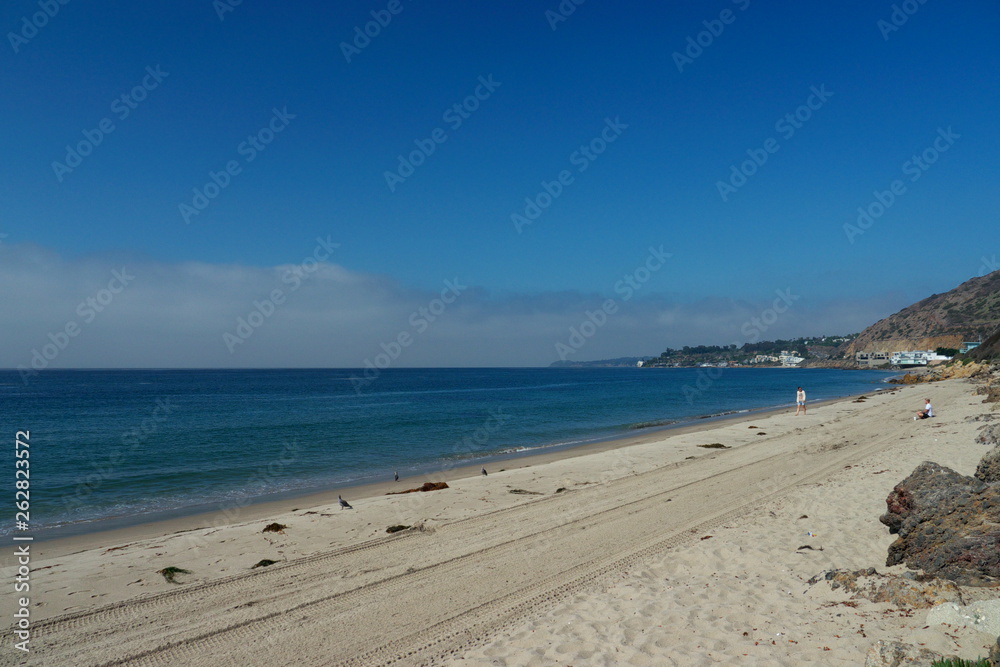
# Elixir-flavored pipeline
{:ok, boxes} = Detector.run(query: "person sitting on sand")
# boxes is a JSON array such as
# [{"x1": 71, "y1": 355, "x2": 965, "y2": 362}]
[
  {"x1": 795, "y1": 387, "x2": 806, "y2": 415},
  {"x1": 916, "y1": 398, "x2": 934, "y2": 419}
]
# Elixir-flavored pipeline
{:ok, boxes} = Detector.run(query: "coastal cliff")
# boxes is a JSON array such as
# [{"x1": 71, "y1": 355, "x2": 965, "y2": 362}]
[{"x1": 842, "y1": 270, "x2": 1000, "y2": 356}]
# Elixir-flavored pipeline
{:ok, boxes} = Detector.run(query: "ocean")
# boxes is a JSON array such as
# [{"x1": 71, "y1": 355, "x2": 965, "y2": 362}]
[{"x1": 1, "y1": 367, "x2": 893, "y2": 538}]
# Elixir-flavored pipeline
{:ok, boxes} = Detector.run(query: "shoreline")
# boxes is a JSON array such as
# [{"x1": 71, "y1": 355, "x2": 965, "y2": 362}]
[
  {"x1": 23, "y1": 389, "x2": 881, "y2": 556},
  {"x1": 4, "y1": 377, "x2": 995, "y2": 664}
]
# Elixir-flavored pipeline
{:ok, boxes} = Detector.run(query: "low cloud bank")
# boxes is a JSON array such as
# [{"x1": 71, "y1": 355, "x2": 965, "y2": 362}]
[{"x1": 0, "y1": 244, "x2": 903, "y2": 372}]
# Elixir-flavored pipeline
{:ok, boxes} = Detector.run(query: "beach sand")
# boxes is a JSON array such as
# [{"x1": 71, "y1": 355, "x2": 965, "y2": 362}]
[{"x1": 3, "y1": 378, "x2": 997, "y2": 665}]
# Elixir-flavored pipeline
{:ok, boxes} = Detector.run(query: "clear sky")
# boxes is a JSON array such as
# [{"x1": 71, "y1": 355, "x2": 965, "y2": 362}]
[{"x1": 1, "y1": 0, "x2": 998, "y2": 369}]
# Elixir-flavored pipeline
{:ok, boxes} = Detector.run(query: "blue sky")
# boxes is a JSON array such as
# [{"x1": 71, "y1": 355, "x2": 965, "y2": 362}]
[{"x1": 1, "y1": 0, "x2": 998, "y2": 368}]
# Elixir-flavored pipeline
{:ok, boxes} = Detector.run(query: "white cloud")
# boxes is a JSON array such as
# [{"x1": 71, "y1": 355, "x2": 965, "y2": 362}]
[{"x1": 0, "y1": 244, "x2": 909, "y2": 371}]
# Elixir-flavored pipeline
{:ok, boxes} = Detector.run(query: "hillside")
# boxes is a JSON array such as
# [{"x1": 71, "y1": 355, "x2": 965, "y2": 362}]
[
  {"x1": 964, "y1": 326, "x2": 1000, "y2": 362},
  {"x1": 843, "y1": 270, "x2": 1000, "y2": 355}
]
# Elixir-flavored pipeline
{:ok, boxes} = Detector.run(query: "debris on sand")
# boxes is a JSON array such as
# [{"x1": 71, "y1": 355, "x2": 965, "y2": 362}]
[
  {"x1": 387, "y1": 482, "x2": 450, "y2": 495},
  {"x1": 158, "y1": 567, "x2": 192, "y2": 584}
]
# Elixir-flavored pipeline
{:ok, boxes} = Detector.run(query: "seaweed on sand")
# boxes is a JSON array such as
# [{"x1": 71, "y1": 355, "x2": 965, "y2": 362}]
[
  {"x1": 158, "y1": 566, "x2": 191, "y2": 584},
  {"x1": 262, "y1": 523, "x2": 287, "y2": 533}
]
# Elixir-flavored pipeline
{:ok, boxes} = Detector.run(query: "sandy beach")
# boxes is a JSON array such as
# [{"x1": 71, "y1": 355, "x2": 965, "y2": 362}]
[{"x1": 3, "y1": 377, "x2": 998, "y2": 665}]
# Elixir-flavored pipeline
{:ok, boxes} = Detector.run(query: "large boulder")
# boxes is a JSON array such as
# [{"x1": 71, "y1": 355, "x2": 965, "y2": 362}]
[
  {"x1": 977, "y1": 446, "x2": 1000, "y2": 484},
  {"x1": 880, "y1": 462, "x2": 1000, "y2": 586},
  {"x1": 879, "y1": 461, "x2": 985, "y2": 534}
]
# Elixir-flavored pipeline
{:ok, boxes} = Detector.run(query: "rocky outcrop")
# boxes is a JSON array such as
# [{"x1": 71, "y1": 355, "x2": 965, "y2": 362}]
[
  {"x1": 976, "y1": 446, "x2": 1000, "y2": 484},
  {"x1": 864, "y1": 640, "x2": 953, "y2": 667},
  {"x1": 879, "y1": 462, "x2": 984, "y2": 535},
  {"x1": 843, "y1": 270, "x2": 1000, "y2": 357},
  {"x1": 977, "y1": 424, "x2": 1000, "y2": 448},
  {"x1": 982, "y1": 385, "x2": 1000, "y2": 404},
  {"x1": 967, "y1": 414, "x2": 997, "y2": 423},
  {"x1": 810, "y1": 568, "x2": 964, "y2": 608},
  {"x1": 991, "y1": 635, "x2": 1000, "y2": 665},
  {"x1": 880, "y1": 462, "x2": 1000, "y2": 586},
  {"x1": 888, "y1": 362, "x2": 991, "y2": 384}
]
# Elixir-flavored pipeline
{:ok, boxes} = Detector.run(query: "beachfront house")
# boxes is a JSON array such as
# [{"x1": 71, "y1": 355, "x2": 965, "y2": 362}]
[
  {"x1": 889, "y1": 350, "x2": 952, "y2": 367},
  {"x1": 778, "y1": 351, "x2": 804, "y2": 366},
  {"x1": 855, "y1": 351, "x2": 890, "y2": 366}
]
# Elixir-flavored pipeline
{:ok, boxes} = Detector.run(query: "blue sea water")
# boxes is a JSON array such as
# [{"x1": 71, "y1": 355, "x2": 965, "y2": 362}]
[{"x1": 0, "y1": 367, "x2": 893, "y2": 538}]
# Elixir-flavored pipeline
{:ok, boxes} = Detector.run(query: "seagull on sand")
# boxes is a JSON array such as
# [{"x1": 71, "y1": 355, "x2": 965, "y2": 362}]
[
  {"x1": 394, "y1": 471, "x2": 399, "y2": 482},
  {"x1": 481, "y1": 467, "x2": 488, "y2": 476},
  {"x1": 338, "y1": 495, "x2": 353, "y2": 510}
]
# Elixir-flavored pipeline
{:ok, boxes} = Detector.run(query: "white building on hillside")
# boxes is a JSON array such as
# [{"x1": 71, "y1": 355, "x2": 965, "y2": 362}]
[
  {"x1": 890, "y1": 350, "x2": 952, "y2": 367},
  {"x1": 751, "y1": 354, "x2": 780, "y2": 364},
  {"x1": 778, "y1": 350, "x2": 804, "y2": 366}
]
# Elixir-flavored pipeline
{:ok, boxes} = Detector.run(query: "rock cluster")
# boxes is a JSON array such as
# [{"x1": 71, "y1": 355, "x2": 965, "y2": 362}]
[
  {"x1": 810, "y1": 568, "x2": 964, "y2": 608},
  {"x1": 870, "y1": 378, "x2": 1000, "y2": 664},
  {"x1": 978, "y1": 384, "x2": 1000, "y2": 404},
  {"x1": 978, "y1": 423, "x2": 1000, "y2": 448},
  {"x1": 978, "y1": 446, "x2": 1000, "y2": 484},
  {"x1": 974, "y1": 364, "x2": 1000, "y2": 403},
  {"x1": 889, "y1": 361, "x2": 994, "y2": 384},
  {"x1": 880, "y1": 461, "x2": 1000, "y2": 586}
]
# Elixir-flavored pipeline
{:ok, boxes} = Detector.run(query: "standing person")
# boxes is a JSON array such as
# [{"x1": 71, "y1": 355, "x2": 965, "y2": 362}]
[
  {"x1": 915, "y1": 398, "x2": 934, "y2": 419},
  {"x1": 795, "y1": 387, "x2": 807, "y2": 415}
]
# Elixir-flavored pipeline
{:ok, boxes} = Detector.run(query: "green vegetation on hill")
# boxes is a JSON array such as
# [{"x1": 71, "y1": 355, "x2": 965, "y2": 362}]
[{"x1": 644, "y1": 334, "x2": 858, "y2": 367}]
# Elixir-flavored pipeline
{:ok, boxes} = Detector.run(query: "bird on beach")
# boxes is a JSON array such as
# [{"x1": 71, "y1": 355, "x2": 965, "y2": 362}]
[
  {"x1": 338, "y1": 495, "x2": 353, "y2": 510},
  {"x1": 481, "y1": 467, "x2": 488, "y2": 476},
  {"x1": 394, "y1": 471, "x2": 399, "y2": 482}
]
